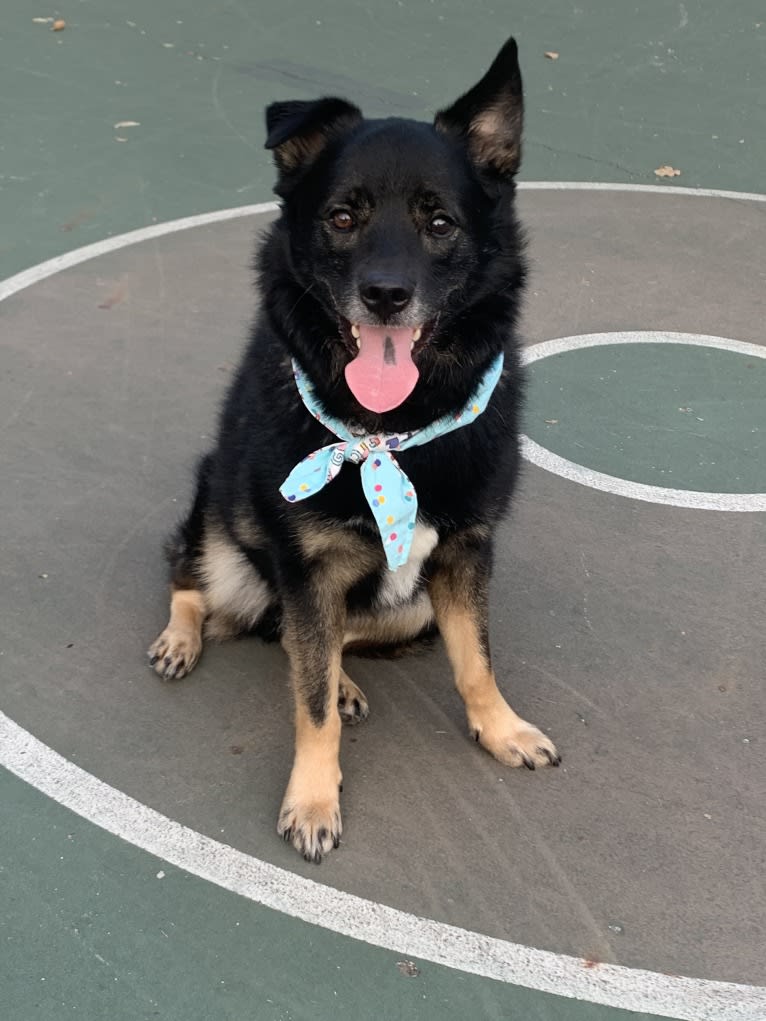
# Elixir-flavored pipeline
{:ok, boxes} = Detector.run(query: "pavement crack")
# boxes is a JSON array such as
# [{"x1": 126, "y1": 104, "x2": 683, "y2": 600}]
[{"x1": 529, "y1": 140, "x2": 642, "y2": 179}]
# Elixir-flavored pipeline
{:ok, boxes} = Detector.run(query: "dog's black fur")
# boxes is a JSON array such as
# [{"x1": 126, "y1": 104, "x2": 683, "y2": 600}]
[{"x1": 150, "y1": 38, "x2": 560, "y2": 863}]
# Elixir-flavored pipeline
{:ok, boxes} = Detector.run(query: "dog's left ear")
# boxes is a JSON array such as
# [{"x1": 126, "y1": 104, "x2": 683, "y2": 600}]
[
  {"x1": 265, "y1": 97, "x2": 362, "y2": 192},
  {"x1": 435, "y1": 37, "x2": 523, "y2": 178}
]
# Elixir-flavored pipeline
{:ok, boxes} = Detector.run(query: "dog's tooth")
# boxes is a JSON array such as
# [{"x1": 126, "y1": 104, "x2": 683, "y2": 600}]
[
  {"x1": 412, "y1": 327, "x2": 422, "y2": 342},
  {"x1": 350, "y1": 323, "x2": 360, "y2": 339}
]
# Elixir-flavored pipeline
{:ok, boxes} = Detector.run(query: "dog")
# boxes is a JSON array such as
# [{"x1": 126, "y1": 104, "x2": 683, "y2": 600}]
[{"x1": 149, "y1": 36, "x2": 560, "y2": 864}]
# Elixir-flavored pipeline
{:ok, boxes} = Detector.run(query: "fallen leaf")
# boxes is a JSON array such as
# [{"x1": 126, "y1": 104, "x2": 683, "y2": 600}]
[
  {"x1": 114, "y1": 120, "x2": 140, "y2": 128},
  {"x1": 654, "y1": 164, "x2": 681, "y2": 178},
  {"x1": 60, "y1": 207, "x2": 96, "y2": 232},
  {"x1": 544, "y1": 51, "x2": 560, "y2": 60},
  {"x1": 544, "y1": 419, "x2": 559, "y2": 425},
  {"x1": 98, "y1": 281, "x2": 128, "y2": 309},
  {"x1": 52, "y1": 18, "x2": 66, "y2": 31},
  {"x1": 32, "y1": 17, "x2": 54, "y2": 24}
]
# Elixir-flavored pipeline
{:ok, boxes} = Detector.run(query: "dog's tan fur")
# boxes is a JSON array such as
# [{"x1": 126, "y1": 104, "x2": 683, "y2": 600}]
[
  {"x1": 148, "y1": 587, "x2": 205, "y2": 680},
  {"x1": 150, "y1": 511, "x2": 559, "y2": 857},
  {"x1": 428, "y1": 532, "x2": 559, "y2": 769}
]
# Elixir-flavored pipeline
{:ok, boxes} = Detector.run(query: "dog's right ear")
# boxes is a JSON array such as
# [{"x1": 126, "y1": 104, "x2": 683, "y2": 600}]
[{"x1": 265, "y1": 98, "x2": 362, "y2": 192}]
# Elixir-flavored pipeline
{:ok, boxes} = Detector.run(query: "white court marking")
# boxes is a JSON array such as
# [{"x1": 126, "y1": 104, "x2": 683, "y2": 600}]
[
  {"x1": 2, "y1": 181, "x2": 765, "y2": 303},
  {"x1": 2, "y1": 183, "x2": 766, "y2": 1020},
  {"x1": 2, "y1": 712, "x2": 763, "y2": 1021},
  {"x1": 521, "y1": 332, "x2": 766, "y2": 512}
]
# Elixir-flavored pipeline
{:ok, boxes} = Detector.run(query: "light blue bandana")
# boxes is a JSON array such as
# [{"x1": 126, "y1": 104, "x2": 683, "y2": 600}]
[{"x1": 280, "y1": 353, "x2": 504, "y2": 570}]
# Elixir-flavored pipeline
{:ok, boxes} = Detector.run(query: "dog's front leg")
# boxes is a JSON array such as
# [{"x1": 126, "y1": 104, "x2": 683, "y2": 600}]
[
  {"x1": 277, "y1": 581, "x2": 345, "y2": 863},
  {"x1": 429, "y1": 532, "x2": 560, "y2": 770}
]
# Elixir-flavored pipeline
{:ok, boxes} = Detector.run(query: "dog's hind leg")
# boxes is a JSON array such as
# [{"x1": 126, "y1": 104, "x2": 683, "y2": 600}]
[
  {"x1": 149, "y1": 453, "x2": 212, "y2": 680},
  {"x1": 149, "y1": 586, "x2": 206, "y2": 681},
  {"x1": 337, "y1": 668, "x2": 369, "y2": 725}
]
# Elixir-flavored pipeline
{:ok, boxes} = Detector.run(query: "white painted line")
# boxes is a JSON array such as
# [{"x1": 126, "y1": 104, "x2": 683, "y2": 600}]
[
  {"x1": 2, "y1": 190, "x2": 765, "y2": 1019},
  {"x1": 2, "y1": 711, "x2": 763, "y2": 1021},
  {"x1": 0, "y1": 181, "x2": 764, "y2": 304},
  {"x1": 0, "y1": 202, "x2": 279, "y2": 303},
  {"x1": 522, "y1": 331, "x2": 766, "y2": 364},
  {"x1": 519, "y1": 181, "x2": 766, "y2": 203},
  {"x1": 520, "y1": 332, "x2": 766, "y2": 511},
  {"x1": 521, "y1": 437, "x2": 766, "y2": 512}
]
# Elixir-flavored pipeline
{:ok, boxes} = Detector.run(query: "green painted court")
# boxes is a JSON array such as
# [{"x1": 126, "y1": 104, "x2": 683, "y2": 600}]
[{"x1": 2, "y1": 2, "x2": 765, "y2": 1019}]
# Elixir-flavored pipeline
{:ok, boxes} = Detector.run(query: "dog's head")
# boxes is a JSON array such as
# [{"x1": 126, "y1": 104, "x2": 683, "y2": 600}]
[{"x1": 263, "y1": 38, "x2": 525, "y2": 425}]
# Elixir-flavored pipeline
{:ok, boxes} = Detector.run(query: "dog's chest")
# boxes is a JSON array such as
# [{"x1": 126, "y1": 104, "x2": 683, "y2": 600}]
[{"x1": 375, "y1": 521, "x2": 439, "y2": 607}]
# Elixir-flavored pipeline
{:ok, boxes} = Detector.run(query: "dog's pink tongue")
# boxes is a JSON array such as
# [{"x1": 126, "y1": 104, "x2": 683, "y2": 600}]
[{"x1": 344, "y1": 325, "x2": 419, "y2": 412}]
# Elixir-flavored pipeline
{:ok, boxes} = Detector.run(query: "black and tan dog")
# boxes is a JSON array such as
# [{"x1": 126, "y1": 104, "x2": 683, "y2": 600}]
[{"x1": 149, "y1": 37, "x2": 559, "y2": 863}]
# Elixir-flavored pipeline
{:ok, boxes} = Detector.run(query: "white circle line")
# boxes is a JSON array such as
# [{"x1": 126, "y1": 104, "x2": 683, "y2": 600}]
[
  {"x1": 0, "y1": 201, "x2": 280, "y2": 303},
  {"x1": 521, "y1": 180, "x2": 766, "y2": 203},
  {"x1": 522, "y1": 331, "x2": 766, "y2": 364},
  {"x1": 2, "y1": 711, "x2": 763, "y2": 1021},
  {"x1": 520, "y1": 332, "x2": 766, "y2": 512},
  {"x1": 1, "y1": 188, "x2": 765, "y2": 1018},
  {"x1": 521, "y1": 437, "x2": 766, "y2": 512},
  {"x1": 1, "y1": 181, "x2": 764, "y2": 304}
]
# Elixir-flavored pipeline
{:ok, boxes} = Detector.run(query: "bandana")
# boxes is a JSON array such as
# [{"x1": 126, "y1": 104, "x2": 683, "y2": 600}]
[{"x1": 280, "y1": 354, "x2": 504, "y2": 570}]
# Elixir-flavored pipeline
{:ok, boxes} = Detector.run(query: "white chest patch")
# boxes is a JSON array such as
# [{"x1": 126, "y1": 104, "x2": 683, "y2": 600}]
[{"x1": 376, "y1": 522, "x2": 439, "y2": 608}]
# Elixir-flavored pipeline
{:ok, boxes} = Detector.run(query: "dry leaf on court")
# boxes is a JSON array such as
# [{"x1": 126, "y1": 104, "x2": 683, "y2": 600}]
[
  {"x1": 114, "y1": 121, "x2": 140, "y2": 129},
  {"x1": 544, "y1": 51, "x2": 560, "y2": 60},
  {"x1": 52, "y1": 19, "x2": 66, "y2": 31},
  {"x1": 654, "y1": 165, "x2": 681, "y2": 178},
  {"x1": 98, "y1": 281, "x2": 128, "y2": 310}
]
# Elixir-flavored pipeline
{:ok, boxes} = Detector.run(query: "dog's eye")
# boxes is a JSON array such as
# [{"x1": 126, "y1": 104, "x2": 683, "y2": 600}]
[
  {"x1": 428, "y1": 214, "x2": 455, "y2": 237},
  {"x1": 330, "y1": 209, "x2": 355, "y2": 232}
]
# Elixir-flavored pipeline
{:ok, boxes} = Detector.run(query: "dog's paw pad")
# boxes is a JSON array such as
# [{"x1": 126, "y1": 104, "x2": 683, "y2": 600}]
[
  {"x1": 338, "y1": 675, "x2": 369, "y2": 726},
  {"x1": 471, "y1": 704, "x2": 560, "y2": 770},
  {"x1": 147, "y1": 628, "x2": 201, "y2": 681},
  {"x1": 277, "y1": 800, "x2": 342, "y2": 863},
  {"x1": 493, "y1": 724, "x2": 560, "y2": 769}
]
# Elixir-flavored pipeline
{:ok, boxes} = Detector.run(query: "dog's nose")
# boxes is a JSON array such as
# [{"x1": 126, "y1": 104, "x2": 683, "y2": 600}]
[{"x1": 358, "y1": 274, "x2": 414, "y2": 321}]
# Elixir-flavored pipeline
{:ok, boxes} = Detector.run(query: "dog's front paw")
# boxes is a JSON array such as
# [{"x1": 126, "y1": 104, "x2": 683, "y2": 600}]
[
  {"x1": 147, "y1": 627, "x2": 202, "y2": 681},
  {"x1": 278, "y1": 791, "x2": 342, "y2": 864},
  {"x1": 469, "y1": 696, "x2": 560, "y2": 770}
]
